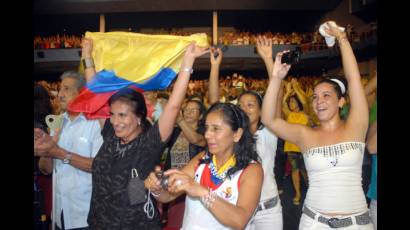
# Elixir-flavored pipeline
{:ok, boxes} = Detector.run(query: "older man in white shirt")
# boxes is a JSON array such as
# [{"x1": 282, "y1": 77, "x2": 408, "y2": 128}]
[{"x1": 35, "y1": 71, "x2": 103, "y2": 230}]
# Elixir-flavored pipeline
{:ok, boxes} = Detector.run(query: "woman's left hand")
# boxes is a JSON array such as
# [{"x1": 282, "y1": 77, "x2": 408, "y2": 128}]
[{"x1": 164, "y1": 168, "x2": 208, "y2": 197}]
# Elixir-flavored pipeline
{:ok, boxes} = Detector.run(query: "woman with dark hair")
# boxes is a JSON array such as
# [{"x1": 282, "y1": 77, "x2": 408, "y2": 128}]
[
  {"x1": 165, "y1": 99, "x2": 207, "y2": 170},
  {"x1": 76, "y1": 38, "x2": 210, "y2": 229},
  {"x1": 261, "y1": 21, "x2": 373, "y2": 229},
  {"x1": 145, "y1": 102, "x2": 263, "y2": 230}
]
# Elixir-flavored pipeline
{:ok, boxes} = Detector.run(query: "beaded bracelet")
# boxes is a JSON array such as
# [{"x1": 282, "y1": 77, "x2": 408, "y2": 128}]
[{"x1": 200, "y1": 188, "x2": 218, "y2": 209}]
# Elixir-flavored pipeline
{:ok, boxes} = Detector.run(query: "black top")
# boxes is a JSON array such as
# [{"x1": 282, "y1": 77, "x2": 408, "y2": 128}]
[{"x1": 88, "y1": 121, "x2": 167, "y2": 230}]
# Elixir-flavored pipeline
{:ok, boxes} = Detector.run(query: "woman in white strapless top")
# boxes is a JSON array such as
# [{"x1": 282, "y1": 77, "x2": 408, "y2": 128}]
[{"x1": 261, "y1": 21, "x2": 374, "y2": 230}]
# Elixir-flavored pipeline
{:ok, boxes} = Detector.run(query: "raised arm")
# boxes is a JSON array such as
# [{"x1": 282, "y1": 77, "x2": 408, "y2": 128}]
[
  {"x1": 291, "y1": 78, "x2": 309, "y2": 110},
  {"x1": 158, "y1": 42, "x2": 209, "y2": 141},
  {"x1": 81, "y1": 38, "x2": 96, "y2": 83},
  {"x1": 176, "y1": 112, "x2": 206, "y2": 147},
  {"x1": 208, "y1": 47, "x2": 223, "y2": 105},
  {"x1": 256, "y1": 36, "x2": 274, "y2": 80},
  {"x1": 257, "y1": 35, "x2": 284, "y2": 119},
  {"x1": 365, "y1": 71, "x2": 377, "y2": 108},
  {"x1": 325, "y1": 22, "x2": 369, "y2": 138},
  {"x1": 261, "y1": 52, "x2": 309, "y2": 148}
]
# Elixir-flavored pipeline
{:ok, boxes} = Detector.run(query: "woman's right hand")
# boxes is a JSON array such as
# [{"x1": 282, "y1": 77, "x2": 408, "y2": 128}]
[
  {"x1": 272, "y1": 51, "x2": 291, "y2": 80},
  {"x1": 210, "y1": 47, "x2": 223, "y2": 66},
  {"x1": 144, "y1": 166, "x2": 163, "y2": 194},
  {"x1": 256, "y1": 36, "x2": 273, "y2": 60}
]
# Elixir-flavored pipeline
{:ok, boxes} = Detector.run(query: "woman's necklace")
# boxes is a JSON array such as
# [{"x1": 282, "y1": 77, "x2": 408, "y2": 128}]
[{"x1": 208, "y1": 154, "x2": 236, "y2": 184}]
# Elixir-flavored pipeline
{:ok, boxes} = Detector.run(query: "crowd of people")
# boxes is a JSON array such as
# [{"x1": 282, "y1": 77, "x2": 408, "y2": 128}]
[
  {"x1": 34, "y1": 34, "x2": 82, "y2": 49},
  {"x1": 34, "y1": 21, "x2": 377, "y2": 230},
  {"x1": 34, "y1": 22, "x2": 376, "y2": 50}
]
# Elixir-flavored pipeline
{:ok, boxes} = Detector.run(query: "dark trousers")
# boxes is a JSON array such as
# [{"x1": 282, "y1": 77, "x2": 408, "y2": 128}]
[{"x1": 274, "y1": 140, "x2": 287, "y2": 190}]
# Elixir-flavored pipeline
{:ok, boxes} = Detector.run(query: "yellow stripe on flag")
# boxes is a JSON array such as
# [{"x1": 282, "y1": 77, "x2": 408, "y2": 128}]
[{"x1": 85, "y1": 32, "x2": 209, "y2": 83}]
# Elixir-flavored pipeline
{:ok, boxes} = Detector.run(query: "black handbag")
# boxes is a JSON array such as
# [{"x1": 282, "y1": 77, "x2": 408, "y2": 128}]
[{"x1": 127, "y1": 167, "x2": 148, "y2": 205}]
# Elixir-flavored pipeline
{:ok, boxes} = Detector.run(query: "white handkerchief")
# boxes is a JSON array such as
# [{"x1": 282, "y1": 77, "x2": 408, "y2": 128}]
[{"x1": 319, "y1": 21, "x2": 345, "y2": 47}]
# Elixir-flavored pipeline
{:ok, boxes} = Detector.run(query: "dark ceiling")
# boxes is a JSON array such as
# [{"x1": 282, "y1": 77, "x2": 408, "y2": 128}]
[{"x1": 34, "y1": 0, "x2": 342, "y2": 15}]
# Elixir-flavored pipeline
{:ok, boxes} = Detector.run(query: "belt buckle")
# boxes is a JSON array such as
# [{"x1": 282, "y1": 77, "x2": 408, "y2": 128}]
[{"x1": 327, "y1": 218, "x2": 340, "y2": 228}]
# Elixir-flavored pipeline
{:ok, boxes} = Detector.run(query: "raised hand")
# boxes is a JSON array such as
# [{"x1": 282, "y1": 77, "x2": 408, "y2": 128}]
[
  {"x1": 181, "y1": 42, "x2": 210, "y2": 70},
  {"x1": 291, "y1": 78, "x2": 300, "y2": 89},
  {"x1": 184, "y1": 42, "x2": 210, "y2": 60},
  {"x1": 324, "y1": 21, "x2": 345, "y2": 40},
  {"x1": 210, "y1": 47, "x2": 223, "y2": 66},
  {"x1": 272, "y1": 51, "x2": 292, "y2": 80},
  {"x1": 256, "y1": 36, "x2": 273, "y2": 60}
]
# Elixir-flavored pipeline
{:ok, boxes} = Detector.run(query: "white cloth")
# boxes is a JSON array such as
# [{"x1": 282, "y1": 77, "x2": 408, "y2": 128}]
[
  {"x1": 299, "y1": 206, "x2": 374, "y2": 230},
  {"x1": 319, "y1": 21, "x2": 345, "y2": 47},
  {"x1": 255, "y1": 127, "x2": 279, "y2": 200},
  {"x1": 52, "y1": 113, "x2": 103, "y2": 229},
  {"x1": 302, "y1": 142, "x2": 368, "y2": 214},
  {"x1": 152, "y1": 101, "x2": 163, "y2": 123},
  {"x1": 370, "y1": 200, "x2": 377, "y2": 230},
  {"x1": 245, "y1": 200, "x2": 283, "y2": 230},
  {"x1": 181, "y1": 163, "x2": 244, "y2": 230}
]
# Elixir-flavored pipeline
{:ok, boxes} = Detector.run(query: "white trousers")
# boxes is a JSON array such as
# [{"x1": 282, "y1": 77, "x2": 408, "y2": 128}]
[
  {"x1": 245, "y1": 200, "x2": 283, "y2": 230},
  {"x1": 369, "y1": 200, "x2": 377, "y2": 230},
  {"x1": 299, "y1": 207, "x2": 374, "y2": 230}
]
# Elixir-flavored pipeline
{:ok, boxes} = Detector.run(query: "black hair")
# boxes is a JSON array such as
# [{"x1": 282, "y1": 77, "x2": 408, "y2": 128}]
[
  {"x1": 238, "y1": 90, "x2": 264, "y2": 130},
  {"x1": 315, "y1": 77, "x2": 348, "y2": 99},
  {"x1": 108, "y1": 87, "x2": 152, "y2": 132},
  {"x1": 288, "y1": 95, "x2": 304, "y2": 111},
  {"x1": 187, "y1": 93, "x2": 203, "y2": 103},
  {"x1": 201, "y1": 103, "x2": 260, "y2": 178},
  {"x1": 34, "y1": 84, "x2": 53, "y2": 132}
]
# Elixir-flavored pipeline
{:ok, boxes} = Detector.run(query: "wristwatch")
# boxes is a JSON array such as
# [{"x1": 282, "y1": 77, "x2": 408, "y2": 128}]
[
  {"x1": 63, "y1": 152, "x2": 73, "y2": 164},
  {"x1": 82, "y1": 58, "x2": 95, "y2": 69}
]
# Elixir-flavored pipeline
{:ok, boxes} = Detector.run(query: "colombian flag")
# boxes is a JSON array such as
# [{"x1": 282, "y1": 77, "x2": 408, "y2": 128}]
[{"x1": 68, "y1": 31, "x2": 209, "y2": 119}]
